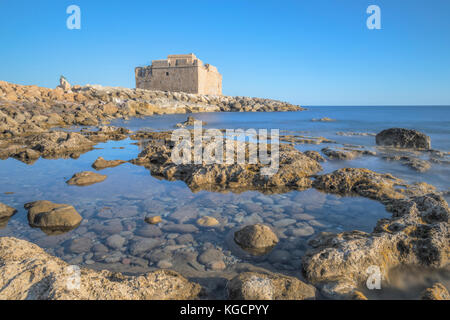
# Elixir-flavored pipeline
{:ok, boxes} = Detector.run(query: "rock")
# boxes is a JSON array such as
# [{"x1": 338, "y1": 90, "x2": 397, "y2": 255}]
[
  {"x1": 198, "y1": 248, "x2": 224, "y2": 266},
  {"x1": 129, "y1": 238, "x2": 161, "y2": 256},
  {"x1": 162, "y1": 224, "x2": 198, "y2": 234},
  {"x1": 67, "y1": 237, "x2": 92, "y2": 254},
  {"x1": 322, "y1": 147, "x2": 358, "y2": 160},
  {"x1": 376, "y1": 128, "x2": 431, "y2": 149},
  {"x1": 228, "y1": 272, "x2": 316, "y2": 300},
  {"x1": 25, "y1": 200, "x2": 82, "y2": 230},
  {"x1": 66, "y1": 171, "x2": 107, "y2": 186},
  {"x1": 234, "y1": 224, "x2": 279, "y2": 255},
  {"x1": 157, "y1": 260, "x2": 173, "y2": 269},
  {"x1": 304, "y1": 150, "x2": 326, "y2": 162},
  {"x1": 145, "y1": 215, "x2": 162, "y2": 224},
  {"x1": 311, "y1": 117, "x2": 335, "y2": 122},
  {"x1": 208, "y1": 260, "x2": 226, "y2": 271},
  {"x1": 289, "y1": 226, "x2": 315, "y2": 237},
  {"x1": 0, "y1": 202, "x2": 17, "y2": 219},
  {"x1": 175, "y1": 234, "x2": 194, "y2": 245},
  {"x1": 421, "y1": 283, "x2": 450, "y2": 300},
  {"x1": 175, "y1": 116, "x2": 207, "y2": 128},
  {"x1": 196, "y1": 216, "x2": 219, "y2": 227},
  {"x1": 135, "y1": 224, "x2": 163, "y2": 237},
  {"x1": 0, "y1": 237, "x2": 201, "y2": 299},
  {"x1": 272, "y1": 218, "x2": 296, "y2": 228},
  {"x1": 92, "y1": 157, "x2": 126, "y2": 170},
  {"x1": 106, "y1": 234, "x2": 126, "y2": 250}
]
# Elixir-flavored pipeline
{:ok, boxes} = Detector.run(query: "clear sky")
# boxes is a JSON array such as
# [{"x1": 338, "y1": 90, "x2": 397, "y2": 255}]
[{"x1": 0, "y1": 0, "x2": 449, "y2": 106}]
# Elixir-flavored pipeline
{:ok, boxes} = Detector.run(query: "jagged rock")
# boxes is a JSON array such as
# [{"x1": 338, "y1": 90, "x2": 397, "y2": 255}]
[
  {"x1": 24, "y1": 200, "x2": 82, "y2": 231},
  {"x1": 228, "y1": 272, "x2": 316, "y2": 300},
  {"x1": 421, "y1": 283, "x2": 450, "y2": 300},
  {"x1": 234, "y1": 224, "x2": 279, "y2": 255},
  {"x1": 92, "y1": 156, "x2": 126, "y2": 170},
  {"x1": 66, "y1": 171, "x2": 107, "y2": 186},
  {"x1": 376, "y1": 128, "x2": 431, "y2": 150},
  {"x1": 304, "y1": 150, "x2": 326, "y2": 162},
  {"x1": 58, "y1": 76, "x2": 71, "y2": 91},
  {"x1": 0, "y1": 237, "x2": 201, "y2": 299}
]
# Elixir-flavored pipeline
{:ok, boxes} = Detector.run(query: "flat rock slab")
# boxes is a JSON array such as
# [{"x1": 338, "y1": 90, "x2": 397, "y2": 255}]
[
  {"x1": 66, "y1": 171, "x2": 107, "y2": 186},
  {"x1": 92, "y1": 156, "x2": 126, "y2": 170},
  {"x1": 0, "y1": 237, "x2": 201, "y2": 299}
]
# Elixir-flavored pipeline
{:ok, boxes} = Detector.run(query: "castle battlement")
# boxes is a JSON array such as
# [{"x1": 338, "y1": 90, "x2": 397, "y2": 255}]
[{"x1": 135, "y1": 54, "x2": 222, "y2": 95}]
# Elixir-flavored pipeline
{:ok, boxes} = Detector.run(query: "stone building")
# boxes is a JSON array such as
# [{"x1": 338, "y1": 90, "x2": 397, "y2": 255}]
[{"x1": 135, "y1": 54, "x2": 222, "y2": 95}]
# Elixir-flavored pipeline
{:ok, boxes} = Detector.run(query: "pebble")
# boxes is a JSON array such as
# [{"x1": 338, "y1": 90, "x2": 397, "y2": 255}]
[
  {"x1": 196, "y1": 216, "x2": 219, "y2": 227},
  {"x1": 145, "y1": 215, "x2": 162, "y2": 224}
]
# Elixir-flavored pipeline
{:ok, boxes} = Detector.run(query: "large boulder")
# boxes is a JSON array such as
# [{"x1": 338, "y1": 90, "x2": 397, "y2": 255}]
[
  {"x1": 25, "y1": 200, "x2": 82, "y2": 230},
  {"x1": 376, "y1": 128, "x2": 431, "y2": 149},
  {"x1": 228, "y1": 272, "x2": 316, "y2": 300},
  {"x1": 0, "y1": 237, "x2": 201, "y2": 299},
  {"x1": 234, "y1": 224, "x2": 279, "y2": 255}
]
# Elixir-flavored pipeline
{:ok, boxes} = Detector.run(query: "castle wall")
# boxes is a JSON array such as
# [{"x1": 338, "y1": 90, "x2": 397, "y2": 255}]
[{"x1": 135, "y1": 54, "x2": 222, "y2": 95}]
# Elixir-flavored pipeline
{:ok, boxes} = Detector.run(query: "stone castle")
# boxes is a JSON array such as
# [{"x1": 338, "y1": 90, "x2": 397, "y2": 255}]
[{"x1": 135, "y1": 54, "x2": 222, "y2": 95}]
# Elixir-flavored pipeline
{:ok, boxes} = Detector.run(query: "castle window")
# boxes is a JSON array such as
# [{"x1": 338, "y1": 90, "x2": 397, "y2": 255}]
[{"x1": 166, "y1": 72, "x2": 169, "y2": 76}]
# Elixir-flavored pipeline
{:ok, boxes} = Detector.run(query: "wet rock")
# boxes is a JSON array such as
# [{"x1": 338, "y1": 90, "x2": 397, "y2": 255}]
[
  {"x1": 234, "y1": 224, "x2": 279, "y2": 255},
  {"x1": 129, "y1": 238, "x2": 161, "y2": 256},
  {"x1": 304, "y1": 150, "x2": 326, "y2": 162},
  {"x1": 66, "y1": 171, "x2": 107, "y2": 186},
  {"x1": 92, "y1": 157, "x2": 126, "y2": 170},
  {"x1": 135, "y1": 224, "x2": 163, "y2": 238},
  {"x1": 376, "y1": 128, "x2": 431, "y2": 150},
  {"x1": 198, "y1": 248, "x2": 225, "y2": 266},
  {"x1": 322, "y1": 147, "x2": 358, "y2": 160},
  {"x1": 162, "y1": 224, "x2": 199, "y2": 234},
  {"x1": 0, "y1": 202, "x2": 17, "y2": 219},
  {"x1": 175, "y1": 234, "x2": 194, "y2": 245},
  {"x1": 311, "y1": 117, "x2": 335, "y2": 122},
  {"x1": 228, "y1": 272, "x2": 316, "y2": 300},
  {"x1": 0, "y1": 237, "x2": 201, "y2": 299},
  {"x1": 289, "y1": 225, "x2": 315, "y2": 237},
  {"x1": 145, "y1": 215, "x2": 162, "y2": 224},
  {"x1": 421, "y1": 283, "x2": 449, "y2": 300},
  {"x1": 175, "y1": 116, "x2": 207, "y2": 128},
  {"x1": 67, "y1": 237, "x2": 93, "y2": 254},
  {"x1": 157, "y1": 260, "x2": 173, "y2": 269},
  {"x1": 25, "y1": 200, "x2": 82, "y2": 230},
  {"x1": 273, "y1": 218, "x2": 296, "y2": 228},
  {"x1": 196, "y1": 216, "x2": 219, "y2": 227},
  {"x1": 106, "y1": 234, "x2": 126, "y2": 250}
]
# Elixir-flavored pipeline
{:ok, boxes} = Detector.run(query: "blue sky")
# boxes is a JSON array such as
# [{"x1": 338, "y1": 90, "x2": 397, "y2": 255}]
[{"x1": 0, "y1": 0, "x2": 449, "y2": 106}]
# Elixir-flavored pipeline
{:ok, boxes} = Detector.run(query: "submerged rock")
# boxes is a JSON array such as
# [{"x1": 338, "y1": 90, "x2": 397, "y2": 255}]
[
  {"x1": 25, "y1": 200, "x2": 82, "y2": 231},
  {"x1": 196, "y1": 216, "x2": 219, "y2": 227},
  {"x1": 0, "y1": 237, "x2": 201, "y2": 299},
  {"x1": 92, "y1": 156, "x2": 126, "y2": 170},
  {"x1": 234, "y1": 224, "x2": 279, "y2": 255},
  {"x1": 145, "y1": 215, "x2": 162, "y2": 224},
  {"x1": 228, "y1": 272, "x2": 316, "y2": 300},
  {"x1": 66, "y1": 171, "x2": 107, "y2": 186},
  {"x1": 376, "y1": 128, "x2": 431, "y2": 150}
]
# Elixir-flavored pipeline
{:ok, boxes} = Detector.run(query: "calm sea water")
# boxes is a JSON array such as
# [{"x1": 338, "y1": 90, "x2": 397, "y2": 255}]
[{"x1": 0, "y1": 106, "x2": 448, "y2": 298}]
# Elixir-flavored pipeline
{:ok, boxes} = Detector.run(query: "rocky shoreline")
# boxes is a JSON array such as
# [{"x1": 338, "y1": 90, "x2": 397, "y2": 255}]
[{"x1": 0, "y1": 80, "x2": 449, "y2": 300}]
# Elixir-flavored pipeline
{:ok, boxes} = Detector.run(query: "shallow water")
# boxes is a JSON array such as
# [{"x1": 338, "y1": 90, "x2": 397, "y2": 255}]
[{"x1": 0, "y1": 106, "x2": 449, "y2": 298}]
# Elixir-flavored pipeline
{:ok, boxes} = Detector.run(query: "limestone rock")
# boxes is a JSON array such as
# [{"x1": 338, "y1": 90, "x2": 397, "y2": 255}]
[
  {"x1": 66, "y1": 171, "x2": 107, "y2": 186},
  {"x1": 0, "y1": 202, "x2": 17, "y2": 219},
  {"x1": 234, "y1": 224, "x2": 279, "y2": 255},
  {"x1": 376, "y1": 128, "x2": 431, "y2": 149},
  {"x1": 0, "y1": 237, "x2": 201, "y2": 299},
  {"x1": 25, "y1": 200, "x2": 82, "y2": 230},
  {"x1": 228, "y1": 272, "x2": 316, "y2": 300},
  {"x1": 421, "y1": 283, "x2": 450, "y2": 300},
  {"x1": 92, "y1": 157, "x2": 126, "y2": 170}
]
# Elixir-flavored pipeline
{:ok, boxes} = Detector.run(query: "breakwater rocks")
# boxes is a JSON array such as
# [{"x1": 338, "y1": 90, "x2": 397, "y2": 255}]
[
  {"x1": 302, "y1": 168, "x2": 449, "y2": 299},
  {"x1": 0, "y1": 237, "x2": 201, "y2": 300},
  {"x1": 0, "y1": 80, "x2": 303, "y2": 138}
]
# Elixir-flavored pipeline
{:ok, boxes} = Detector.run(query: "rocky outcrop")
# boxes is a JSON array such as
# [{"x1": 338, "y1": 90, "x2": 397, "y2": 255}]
[
  {"x1": 376, "y1": 128, "x2": 431, "y2": 150},
  {"x1": 304, "y1": 150, "x2": 326, "y2": 162},
  {"x1": 234, "y1": 224, "x2": 279, "y2": 255},
  {"x1": 0, "y1": 202, "x2": 17, "y2": 219},
  {"x1": 175, "y1": 116, "x2": 207, "y2": 128},
  {"x1": 66, "y1": 171, "x2": 107, "y2": 186},
  {"x1": 92, "y1": 157, "x2": 127, "y2": 170},
  {"x1": 421, "y1": 283, "x2": 450, "y2": 300},
  {"x1": 228, "y1": 272, "x2": 316, "y2": 300},
  {"x1": 131, "y1": 131, "x2": 322, "y2": 193},
  {"x1": 303, "y1": 168, "x2": 449, "y2": 299},
  {"x1": 25, "y1": 200, "x2": 82, "y2": 233},
  {"x1": 0, "y1": 237, "x2": 201, "y2": 299}
]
